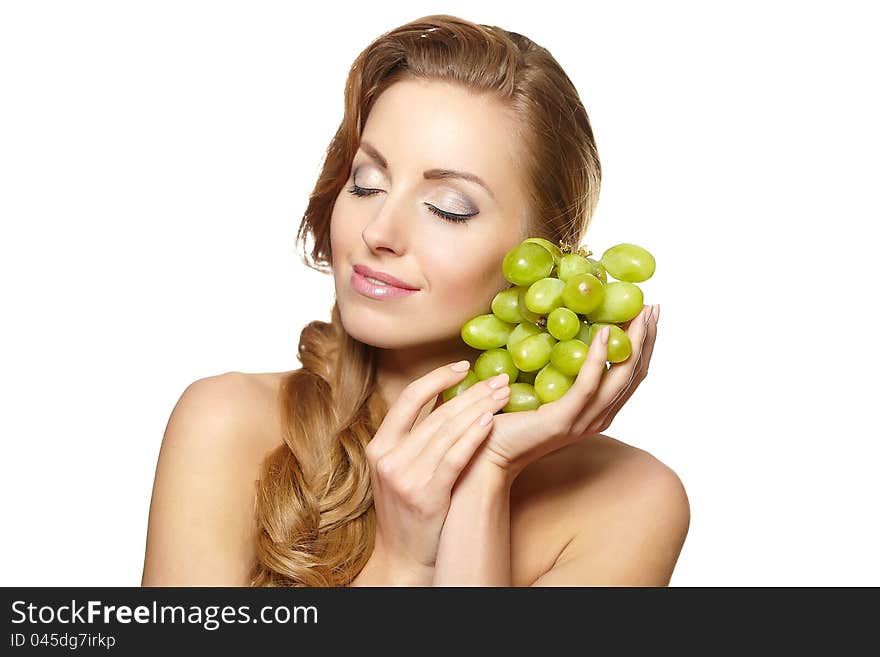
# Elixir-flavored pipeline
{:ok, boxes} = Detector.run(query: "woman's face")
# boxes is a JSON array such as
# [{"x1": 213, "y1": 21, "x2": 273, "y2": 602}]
[{"x1": 330, "y1": 78, "x2": 532, "y2": 350}]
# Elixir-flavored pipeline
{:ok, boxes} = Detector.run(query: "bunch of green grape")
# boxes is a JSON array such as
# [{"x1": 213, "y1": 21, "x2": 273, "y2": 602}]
[{"x1": 442, "y1": 238, "x2": 656, "y2": 412}]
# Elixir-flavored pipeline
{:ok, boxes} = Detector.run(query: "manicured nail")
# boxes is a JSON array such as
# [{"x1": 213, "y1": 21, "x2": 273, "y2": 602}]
[
  {"x1": 600, "y1": 326, "x2": 610, "y2": 344},
  {"x1": 479, "y1": 412, "x2": 494, "y2": 426},
  {"x1": 488, "y1": 372, "x2": 509, "y2": 388},
  {"x1": 451, "y1": 360, "x2": 469, "y2": 372},
  {"x1": 644, "y1": 306, "x2": 652, "y2": 325}
]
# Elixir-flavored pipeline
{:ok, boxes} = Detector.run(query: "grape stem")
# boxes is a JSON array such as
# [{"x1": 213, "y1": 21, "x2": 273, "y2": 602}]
[{"x1": 557, "y1": 240, "x2": 593, "y2": 258}]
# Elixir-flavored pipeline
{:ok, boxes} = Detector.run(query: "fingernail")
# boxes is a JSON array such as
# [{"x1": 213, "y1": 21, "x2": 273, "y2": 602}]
[
  {"x1": 451, "y1": 360, "x2": 469, "y2": 372},
  {"x1": 644, "y1": 306, "x2": 652, "y2": 325},
  {"x1": 488, "y1": 372, "x2": 509, "y2": 388},
  {"x1": 600, "y1": 326, "x2": 610, "y2": 344},
  {"x1": 653, "y1": 304, "x2": 660, "y2": 323},
  {"x1": 479, "y1": 412, "x2": 494, "y2": 426}
]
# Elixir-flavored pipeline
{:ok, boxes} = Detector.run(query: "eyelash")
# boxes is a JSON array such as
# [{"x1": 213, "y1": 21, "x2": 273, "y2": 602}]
[{"x1": 346, "y1": 183, "x2": 476, "y2": 224}]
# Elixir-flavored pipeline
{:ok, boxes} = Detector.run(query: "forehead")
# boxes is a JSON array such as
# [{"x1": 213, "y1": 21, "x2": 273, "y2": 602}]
[{"x1": 360, "y1": 79, "x2": 527, "y2": 203}]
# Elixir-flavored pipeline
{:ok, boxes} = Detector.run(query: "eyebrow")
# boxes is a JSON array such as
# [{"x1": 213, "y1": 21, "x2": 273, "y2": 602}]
[{"x1": 357, "y1": 140, "x2": 497, "y2": 202}]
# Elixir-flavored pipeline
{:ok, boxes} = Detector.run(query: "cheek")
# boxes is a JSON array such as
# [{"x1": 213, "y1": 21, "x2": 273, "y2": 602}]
[
  {"x1": 329, "y1": 201, "x2": 357, "y2": 265},
  {"x1": 329, "y1": 202, "x2": 345, "y2": 249},
  {"x1": 426, "y1": 248, "x2": 509, "y2": 312}
]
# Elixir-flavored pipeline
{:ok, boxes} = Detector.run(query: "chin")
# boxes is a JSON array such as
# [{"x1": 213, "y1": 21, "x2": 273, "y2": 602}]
[
  {"x1": 344, "y1": 324, "x2": 421, "y2": 350},
  {"x1": 336, "y1": 299, "x2": 404, "y2": 347},
  {"x1": 340, "y1": 303, "x2": 461, "y2": 351}
]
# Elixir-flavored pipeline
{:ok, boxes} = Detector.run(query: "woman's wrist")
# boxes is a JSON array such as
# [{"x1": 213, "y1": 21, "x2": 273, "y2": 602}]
[
  {"x1": 432, "y1": 456, "x2": 515, "y2": 586},
  {"x1": 349, "y1": 542, "x2": 434, "y2": 587},
  {"x1": 464, "y1": 453, "x2": 521, "y2": 492}
]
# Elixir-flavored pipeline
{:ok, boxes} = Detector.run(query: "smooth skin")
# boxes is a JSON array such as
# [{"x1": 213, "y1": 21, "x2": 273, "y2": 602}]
[
  {"x1": 364, "y1": 367, "x2": 511, "y2": 584},
  {"x1": 141, "y1": 76, "x2": 689, "y2": 586},
  {"x1": 141, "y1": 305, "x2": 687, "y2": 586}
]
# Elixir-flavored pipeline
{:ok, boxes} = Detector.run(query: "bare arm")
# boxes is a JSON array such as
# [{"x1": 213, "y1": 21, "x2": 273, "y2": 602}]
[
  {"x1": 431, "y1": 461, "x2": 515, "y2": 586},
  {"x1": 348, "y1": 547, "x2": 434, "y2": 586},
  {"x1": 141, "y1": 373, "x2": 265, "y2": 586}
]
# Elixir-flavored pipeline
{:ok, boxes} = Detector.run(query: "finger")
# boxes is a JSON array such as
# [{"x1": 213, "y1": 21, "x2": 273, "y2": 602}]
[
  {"x1": 583, "y1": 306, "x2": 653, "y2": 432},
  {"x1": 371, "y1": 361, "x2": 475, "y2": 454},
  {"x1": 412, "y1": 392, "x2": 444, "y2": 428},
  {"x1": 603, "y1": 306, "x2": 656, "y2": 406},
  {"x1": 410, "y1": 380, "x2": 510, "y2": 477},
  {"x1": 588, "y1": 305, "x2": 652, "y2": 411},
  {"x1": 432, "y1": 410, "x2": 497, "y2": 491},
  {"x1": 538, "y1": 319, "x2": 610, "y2": 433},
  {"x1": 396, "y1": 372, "x2": 509, "y2": 464},
  {"x1": 591, "y1": 308, "x2": 658, "y2": 433}
]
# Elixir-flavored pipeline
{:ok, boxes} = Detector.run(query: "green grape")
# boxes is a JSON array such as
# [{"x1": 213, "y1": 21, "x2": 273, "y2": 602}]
[
  {"x1": 600, "y1": 243, "x2": 656, "y2": 283},
  {"x1": 515, "y1": 367, "x2": 538, "y2": 384},
  {"x1": 491, "y1": 286, "x2": 524, "y2": 325},
  {"x1": 561, "y1": 272, "x2": 605, "y2": 314},
  {"x1": 524, "y1": 277, "x2": 566, "y2": 314},
  {"x1": 586, "y1": 257, "x2": 607, "y2": 284},
  {"x1": 588, "y1": 323, "x2": 632, "y2": 363},
  {"x1": 523, "y1": 237, "x2": 562, "y2": 265},
  {"x1": 550, "y1": 338, "x2": 589, "y2": 376},
  {"x1": 516, "y1": 286, "x2": 543, "y2": 324},
  {"x1": 534, "y1": 363, "x2": 575, "y2": 403},
  {"x1": 547, "y1": 307, "x2": 580, "y2": 341},
  {"x1": 510, "y1": 331, "x2": 557, "y2": 372},
  {"x1": 506, "y1": 321, "x2": 543, "y2": 351},
  {"x1": 461, "y1": 314, "x2": 516, "y2": 350},
  {"x1": 442, "y1": 369, "x2": 478, "y2": 402},
  {"x1": 502, "y1": 382, "x2": 541, "y2": 412},
  {"x1": 457, "y1": 236, "x2": 655, "y2": 408},
  {"x1": 556, "y1": 253, "x2": 591, "y2": 282},
  {"x1": 576, "y1": 320, "x2": 592, "y2": 344},
  {"x1": 502, "y1": 241, "x2": 554, "y2": 286},
  {"x1": 585, "y1": 281, "x2": 643, "y2": 324},
  {"x1": 474, "y1": 347, "x2": 519, "y2": 383}
]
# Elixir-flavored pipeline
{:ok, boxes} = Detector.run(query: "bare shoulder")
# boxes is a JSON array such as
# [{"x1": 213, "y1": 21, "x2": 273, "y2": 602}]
[
  {"x1": 510, "y1": 434, "x2": 690, "y2": 586},
  {"x1": 141, "y1": 370, "x2": 293, "y2": 586},
  {"x1": 560, "y1": 434, "x2": 690, "y2": 535},
  {"x1": 169, "y1": 370, "x2": 291, "y2": 458}
]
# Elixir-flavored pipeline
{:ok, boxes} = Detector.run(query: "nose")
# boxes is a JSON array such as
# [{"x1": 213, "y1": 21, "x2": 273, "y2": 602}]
[{"x1": 361, "y1": 193, "x2": 410, "y2": 256}]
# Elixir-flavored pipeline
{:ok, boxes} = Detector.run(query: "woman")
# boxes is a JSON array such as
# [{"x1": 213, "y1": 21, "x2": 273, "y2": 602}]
[{"x1": 141, "y1": 14, "x2": 689, "y2": 587}]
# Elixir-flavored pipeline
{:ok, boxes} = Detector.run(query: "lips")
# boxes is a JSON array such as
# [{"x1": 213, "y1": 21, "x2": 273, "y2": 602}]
[
  {"x1": 352, "y1": 264, "x2": 420, "y2": 290},
  {"x1": 351, "y1": 270, "x2": 419, "y2": 300}
]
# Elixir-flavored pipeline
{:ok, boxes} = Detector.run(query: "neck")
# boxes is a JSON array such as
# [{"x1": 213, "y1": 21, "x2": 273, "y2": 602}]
[{"x1": 374, "y1": 336, "x2": 483, "y2": 412}]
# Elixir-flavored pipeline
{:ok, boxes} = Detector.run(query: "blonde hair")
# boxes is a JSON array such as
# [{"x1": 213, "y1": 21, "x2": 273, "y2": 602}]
[{"x1": 250, "y1": 13, "x2": 602, "y2": 586}]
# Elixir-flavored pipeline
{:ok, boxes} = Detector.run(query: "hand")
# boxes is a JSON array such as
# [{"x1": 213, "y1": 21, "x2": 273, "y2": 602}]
[
  {"x1": 475, "y1": 303, "x2": 658, "y2": 476},
  {"x1": 364, "y1": 362, "x2": 512, "y2": 583}
]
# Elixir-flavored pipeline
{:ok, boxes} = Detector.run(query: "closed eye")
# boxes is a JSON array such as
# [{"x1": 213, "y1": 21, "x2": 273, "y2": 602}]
[{"x1": 346, "y1": 184, "x2": 476, "y2": 224}]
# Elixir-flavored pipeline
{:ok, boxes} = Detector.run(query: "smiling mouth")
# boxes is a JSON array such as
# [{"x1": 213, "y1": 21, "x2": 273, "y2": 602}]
[
  {"x1": 363, "y1": 275, "x2": 391, "y2": 286},
  {"x1": 350, "y1": 270, "x2": 420, "y2": 300}
]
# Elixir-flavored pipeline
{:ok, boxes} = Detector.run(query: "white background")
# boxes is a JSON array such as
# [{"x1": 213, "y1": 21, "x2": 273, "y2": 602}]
[{"x1": 1, "y1": 1, "x2": 877, "y2": 586}]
